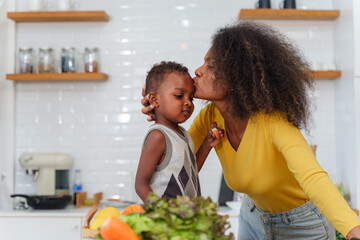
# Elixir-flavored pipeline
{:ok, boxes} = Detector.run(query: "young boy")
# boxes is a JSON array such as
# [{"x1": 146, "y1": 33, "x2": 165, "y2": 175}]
[{"x1": 135, "y1": 61, "x2": 223, "y2": 202}]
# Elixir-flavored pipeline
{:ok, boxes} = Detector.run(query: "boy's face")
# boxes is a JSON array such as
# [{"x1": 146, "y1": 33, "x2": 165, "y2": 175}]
[{"x1": 155, "y1": 72, "x2": 194, "y2": 125}]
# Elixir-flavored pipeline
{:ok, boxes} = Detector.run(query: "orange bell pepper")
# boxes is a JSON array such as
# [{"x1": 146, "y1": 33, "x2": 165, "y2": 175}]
[
  {"x1": 121, "y1": 204, "x2": 144, "y2": 215},
  {"x1": 100, "y1": 216, "x2": 140, "y2": 240}
]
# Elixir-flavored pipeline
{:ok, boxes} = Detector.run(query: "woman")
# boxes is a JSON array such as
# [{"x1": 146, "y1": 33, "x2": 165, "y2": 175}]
[{"x1": 141, "y1": 21, "x2": 360, "y2": 239}]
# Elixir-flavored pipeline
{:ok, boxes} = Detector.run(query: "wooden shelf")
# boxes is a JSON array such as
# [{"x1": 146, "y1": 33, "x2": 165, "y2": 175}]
[
  {"x1": 7, "y1": 11, "x2": 109, "y2": 22},
  {"x1": 308, "y1": 70, "x2": 341, "y2": 79},
  {"x1": 6, "y1": 73, "x2": 108, "y2": 82},
  {"x1": 239, "y1": 9, "x2": 340, "y2": 20}
]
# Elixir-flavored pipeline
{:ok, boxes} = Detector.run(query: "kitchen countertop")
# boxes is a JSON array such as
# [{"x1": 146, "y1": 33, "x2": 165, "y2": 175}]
[
  {"x1": 0, "y1": 205, "x2": 91, "y2": 217},
  {"x1": 0, "y1": 205, "x2": 239, "y2": 240},
  {"x1": 0, "y1": 205, "x2": 239, "y2": 218},
  {"x1": 218, "y1": 206, "x2": 240, "y2": 217}
]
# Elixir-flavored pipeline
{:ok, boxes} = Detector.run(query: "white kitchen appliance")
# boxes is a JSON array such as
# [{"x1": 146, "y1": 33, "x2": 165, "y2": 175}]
[{"x1": 19, "y1": 153, "x2": 73, "y2": 196}]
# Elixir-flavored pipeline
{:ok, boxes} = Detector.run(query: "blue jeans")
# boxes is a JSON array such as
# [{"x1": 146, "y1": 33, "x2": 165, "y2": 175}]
[{"x1": 238, "y1": 195, "x2": 335, "y2": 240}]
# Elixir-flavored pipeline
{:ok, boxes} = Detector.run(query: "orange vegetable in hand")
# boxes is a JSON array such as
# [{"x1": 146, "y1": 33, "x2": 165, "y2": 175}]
[
  {"x1": 121, "y1": 204, "x2": 144, "y2": 215},
  {"x1": 100, "y1": 216, "x2": 140, "y2": 240},
  {"x1": 212, "y1": 128, "x2": 221, "y2": 140}
]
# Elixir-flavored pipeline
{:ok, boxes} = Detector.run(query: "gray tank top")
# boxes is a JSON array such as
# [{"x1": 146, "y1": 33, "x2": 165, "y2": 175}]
[{"x1": 144, "y1": 123, "x2": 201, "y2": 198}]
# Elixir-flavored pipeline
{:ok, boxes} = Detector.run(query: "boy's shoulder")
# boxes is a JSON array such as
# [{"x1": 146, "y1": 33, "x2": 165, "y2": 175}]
[
  {"x1": 146, "y1": 127, "x2": 165, "y2": 139},
  {"x1": 148, "y1": 123, "x2": 181, "y2": 133},
  {"x1": 148, "y1": 123, "x2": 171, "y2": 133},
  {"x1": 145, "y1": 124, "x2": 169, "y2": 141},
  {"x1": 147, "y1": 123, "x2": 191, "y2": 141}
]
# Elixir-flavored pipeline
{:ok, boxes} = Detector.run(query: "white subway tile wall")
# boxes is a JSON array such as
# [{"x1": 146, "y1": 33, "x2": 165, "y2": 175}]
[{"x1": 14, "y1": 0, "x2": 337, "y2": 202}]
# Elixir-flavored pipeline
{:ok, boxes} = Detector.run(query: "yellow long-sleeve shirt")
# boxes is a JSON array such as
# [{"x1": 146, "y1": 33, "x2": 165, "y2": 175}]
[{"x1": 188, "y1": 103, "x2": 359, "y2": 236}]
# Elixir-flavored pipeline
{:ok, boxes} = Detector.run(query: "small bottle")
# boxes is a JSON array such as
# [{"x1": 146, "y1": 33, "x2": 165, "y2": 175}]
[
  {"x1": 84, "y1": 47, "x2": 99, "y2": 73},
  {"x1": 61, "y1": 47, "x2": 76, "y2": 73},
  {"x1": 38, "y1": 47, "x2": 55, "y2": 73},
  {"x1": 18, "y1": 48, "x2": 34, "y2": 73},
  {"x1": 73, "y1": 169, "x2": 83, "y2": 205}
]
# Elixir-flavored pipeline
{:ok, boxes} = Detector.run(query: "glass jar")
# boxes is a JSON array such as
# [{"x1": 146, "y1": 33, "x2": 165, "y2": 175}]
[
  {"x1": 84, "y1": 47, "x2": 99, "y2": 73},
  {"x1": 61, "y1": 47, "x2": 76, "y2": 73},
  {"x1": 38, "y1": 47, "x2": 55, "y2": 73},
  {"x1": 18, "y1": 48, "x2": 34, "y2": 73}
]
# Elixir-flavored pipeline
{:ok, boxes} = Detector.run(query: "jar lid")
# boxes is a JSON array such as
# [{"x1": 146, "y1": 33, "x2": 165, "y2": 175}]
[
  {"x1": 62, "y1": 47, "x2": 76, "y2": 50},
  {"x1": 19, "y1": 47, "x2": 33, "y2": 51},
  {"x1": 39, "y1": 47, "x2": 53, "y2": 50},
  {"x1": 85, "y1": 47, "x2": 99, "y2": 51}
]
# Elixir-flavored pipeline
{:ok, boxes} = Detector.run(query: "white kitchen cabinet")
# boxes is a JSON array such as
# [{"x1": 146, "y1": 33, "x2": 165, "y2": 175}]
[
  {"x1": 218, "y1": 206, "x2": 239, "y2": 238},
  {"x1": 0, "y1": 206, "x2": 89, "y2": 240},
  {"x1": 0, "y1": 216, "x2": 83, "y2": 240},
  {"x1": 227, "y1": 216, "x2": 239, "y2": 238}
]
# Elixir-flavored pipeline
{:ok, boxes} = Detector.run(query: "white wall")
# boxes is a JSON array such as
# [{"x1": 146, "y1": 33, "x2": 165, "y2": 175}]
[
  {"x1": 8, "y1": 0, "x2": 343, "y2": 203},
  {"x1": 333, "y1": 0, "x2": 358, "y2": 207},
  {"x1": 352, "y1": 0, "x2": 360, "y2": 209},
  {"x1": 0, "y1": 0, "x2": 15, "y2": 209}
]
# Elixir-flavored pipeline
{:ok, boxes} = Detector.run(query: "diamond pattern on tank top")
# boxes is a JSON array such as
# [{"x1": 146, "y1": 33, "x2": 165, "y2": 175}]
[
  {"x1": 186, "y1": 147, "x2": 201, "y2": 196},
  {"x1": 162, "y1": 174, "x2": 183, "y2": 199},
  {"x1": 188, "y1": 144, "x2": 196, "y2": 166},
  {"x1": 178, "y1": 166, "x2": 189, "y2": 190},
  {"x1": 148, "y1": 124, "x2": 200, "y2": 198}
]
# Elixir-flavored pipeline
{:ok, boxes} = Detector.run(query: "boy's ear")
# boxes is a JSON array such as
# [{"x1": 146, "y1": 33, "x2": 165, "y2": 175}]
[{"x1": 148, "y1": 92, "x2": 159, "y2": 107}]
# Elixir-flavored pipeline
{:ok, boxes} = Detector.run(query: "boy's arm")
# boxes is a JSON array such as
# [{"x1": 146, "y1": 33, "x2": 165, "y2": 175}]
[
  {"x1": 196, "y1": 122, "x2": 224, "y2": 171},
  {"x1": 135, "y1": 130, "x2": 166, "y2": 202}
]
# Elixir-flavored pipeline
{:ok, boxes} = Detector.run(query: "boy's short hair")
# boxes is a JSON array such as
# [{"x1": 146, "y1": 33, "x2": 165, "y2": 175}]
[{"x1": 145, "y1": 61, "x2": 191, "y2": 94}]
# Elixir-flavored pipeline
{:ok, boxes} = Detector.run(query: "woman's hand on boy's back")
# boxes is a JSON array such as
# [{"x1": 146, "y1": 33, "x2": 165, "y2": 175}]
[{"x1": 141, "y1": 85, "x2": 156, "y2": 121}]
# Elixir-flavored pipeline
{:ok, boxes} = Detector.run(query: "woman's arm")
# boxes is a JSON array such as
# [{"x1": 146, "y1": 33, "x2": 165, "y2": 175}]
[
  {"x1": 272, "y1": 117, "x2": 360, "y2": 237},
  {"x1": 135, "y1": 130, "x2": 165, "y2": 202}
]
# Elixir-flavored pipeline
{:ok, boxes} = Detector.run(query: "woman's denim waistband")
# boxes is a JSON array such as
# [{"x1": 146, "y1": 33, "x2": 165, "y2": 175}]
[{"x1": 245, "y1": 195, "x2": 316, "y2": 224}]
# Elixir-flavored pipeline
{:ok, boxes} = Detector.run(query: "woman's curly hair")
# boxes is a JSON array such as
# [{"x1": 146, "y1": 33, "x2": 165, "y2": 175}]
[{"x1": 211, "y1": 21, "x2": 314, "y2": 130}]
